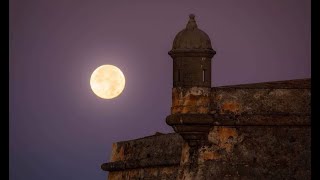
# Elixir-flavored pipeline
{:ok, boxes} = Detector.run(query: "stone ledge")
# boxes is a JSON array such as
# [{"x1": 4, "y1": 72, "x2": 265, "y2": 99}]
[
  {"x1": 212, "y1": 114, "x2": 310, "y2": 126},
  {"x1": 214, "y1": 78, "x2": 310, "y2": 89},
  {"x1": 166, "y1": 114, "x2": 310, "y2": 126},
  {"x1": 101, "y1": 159, "x2": 180, "y2": 172}
]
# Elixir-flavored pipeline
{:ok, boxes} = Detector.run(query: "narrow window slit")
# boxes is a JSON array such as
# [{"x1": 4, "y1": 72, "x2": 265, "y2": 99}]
[{"x1": 202, "y1": 69, "x2": 206, "y2": 82}]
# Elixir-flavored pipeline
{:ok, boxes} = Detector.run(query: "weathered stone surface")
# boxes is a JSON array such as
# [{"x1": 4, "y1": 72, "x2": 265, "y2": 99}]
[
  {"x1": 102, "y1": 79, "x2": 311, "y2": 179},
  {"x1": 170, "y1": 79, "x2": 311, "y2": 179},
  {"x1": 102, "y1": 133, "x2": 184, "y2": 179},
  {"x1": 172, "y1": 87, "x2": 211, "y2": 114},
  {"x1": 211, "y1": 79, "x2": 310, "y2": 115},
  {"x1": 172, "y1": 57, "x2": 212, "y2": 87},
  {"x1": 108, "y1": 166, "x2": 180, "y2": 180},
  {"x1": 105, "y1": 125, "x2": 311, "y2": 179},
  {"x1": 211, "y1": 114, "x2": 310, "y2": 126},
  {"x1": 178, "y1": 126, "x2": 311, "y2": 180}
]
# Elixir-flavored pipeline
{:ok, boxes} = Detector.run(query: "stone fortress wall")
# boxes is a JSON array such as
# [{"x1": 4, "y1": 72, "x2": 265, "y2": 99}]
[{"x1": 101, "y1": 14, "x2": 311, "y2": 179}]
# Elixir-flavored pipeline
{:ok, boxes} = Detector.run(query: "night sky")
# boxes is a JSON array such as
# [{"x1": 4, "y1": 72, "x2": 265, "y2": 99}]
[{"x1": 9, "y1": 0, "x2": 310, "y2": 179}]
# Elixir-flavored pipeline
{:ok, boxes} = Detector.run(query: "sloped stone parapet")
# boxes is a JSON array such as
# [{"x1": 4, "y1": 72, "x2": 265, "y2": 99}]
[
  {"x1": 211, "y1": 78, "x2": 311, "y2": 116},
  {"x1": 101, "y1": 133, "x2": 184, "y2": 179}
]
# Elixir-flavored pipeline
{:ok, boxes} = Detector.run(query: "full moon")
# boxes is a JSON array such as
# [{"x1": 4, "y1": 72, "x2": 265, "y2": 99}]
[{"x1": 90, "y1": 65, "x2": 125, "y2": 99}]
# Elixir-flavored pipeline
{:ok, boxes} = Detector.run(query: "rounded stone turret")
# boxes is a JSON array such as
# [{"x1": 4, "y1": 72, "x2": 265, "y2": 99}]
[
  {"x1": 166, "y1": 14, "x2": 216, "y2": 147},
  {"x1": 168, "y1": 14, "x2": 216, "y2": 88}
]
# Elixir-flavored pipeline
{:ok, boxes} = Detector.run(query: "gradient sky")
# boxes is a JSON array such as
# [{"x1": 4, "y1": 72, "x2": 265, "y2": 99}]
[{"x1": 9, "y1": 0, "x2": 310, "y2": 179}]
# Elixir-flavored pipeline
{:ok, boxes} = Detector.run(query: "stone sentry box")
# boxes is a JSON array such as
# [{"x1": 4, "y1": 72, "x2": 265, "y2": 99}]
[
  {"x1": 167, "y1": 14, "x2": 216, "y2": 147},
  {"x1": 101, "y1": 14, "x2": 311, "y2": 179}
]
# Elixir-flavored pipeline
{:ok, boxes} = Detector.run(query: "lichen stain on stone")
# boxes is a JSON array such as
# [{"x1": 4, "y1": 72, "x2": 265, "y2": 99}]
[
  {"x1": 111, "y1": 145, "x2": 125, "y2": 161},
  {"x1": 110, "y1": 143, "x2": 118, "y2": 162},
  {"x1": 174, "y1": 92, "x2": 210, "y2": 106},
  {"x1": 200, "y1": 149, "x2": 220, "y2": 161},
  {"x1": 221, "y1": 101, "x2": 241, "y2": 114},
  {"x1": 181, "y1": 107, "x2": 192, "y2": 114},
  {"x1": 208, "y1": 127, "x2": 239, "y2": 153},
  {"x1": 108, "y1": 172, "x2": 123, "y2": 180},
  {"x1": 161, "y1": 167, "x2": 175, "y2": 175},
  {"x1": 181, "y1": 143, "x2": 190, "y2": 164},
  {"x1": 144, "y1": 168, "x2": 158, "y2": 177},
  {"x1": 188, "y1": 87, "x2": 211, "y2": 96},
  {"x1": 152, "y1": 169, "x2": 159, "y2": 177},
  {"x1": 172, "y1": 92, "x2": 180, "y2": 106},
  {"x1": 183, "y1": 95, "x2": 210, "y2": 107},
  {"x1": 172, "y1": 87, "x2": 211, "y2": 114},
  {"x1": 180, "y1": 170, "x2": 194, "y2": 180},
  {"x1": 198, "y1": 146, "x2": 222, "y2": 164},
  {"x1": 253, "y1": 91, "x2": 264, "y2": 99},
  {"x1": 198, "y1": 106, "x2": 210, "y2": 114},
  {"x1": 187, "y1": 94, "x2": 198, "y2": 102},
  {"x1": 215, "y1": 94, "x2": 223, "y2": 101},
  {"x1": 171, "y1": 105, "x2": 209, "y2": 114},
  {"x1": 127, "y1": 169, "x2": 139, "y2": 178},
  {"x1": 183, "y1": 94, "x2": 198, "y2": 106},
  {"x1": 196, "y1": 96, "x2": 211, "y2": 106},
  {"x1": 269, "y1": 89, "x2": 290, "y2": 96}
]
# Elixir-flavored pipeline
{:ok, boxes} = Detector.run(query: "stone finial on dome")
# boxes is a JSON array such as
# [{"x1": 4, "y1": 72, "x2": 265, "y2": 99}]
[
  {"x1": 169, "y1": 14, "x2": 216, "y2": 55},
  {"x1": 186, "y1": 14, "x2": 198, "y2": 30}
]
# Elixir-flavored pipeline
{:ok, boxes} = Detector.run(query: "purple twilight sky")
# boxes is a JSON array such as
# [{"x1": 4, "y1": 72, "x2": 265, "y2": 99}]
[{"x1": 9, "y1": 0, "x2": 310, "y2": 179}]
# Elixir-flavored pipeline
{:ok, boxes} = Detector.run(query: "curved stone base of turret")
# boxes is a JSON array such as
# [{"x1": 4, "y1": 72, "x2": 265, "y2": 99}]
[{"x1": 166, "y1": 114, "x2": 213, "y2": 147}]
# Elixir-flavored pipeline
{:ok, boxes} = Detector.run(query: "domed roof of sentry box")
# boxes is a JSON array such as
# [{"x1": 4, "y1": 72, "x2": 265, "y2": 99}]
[{"x1": 171, "y1": 14, "x2": 214, "y2": 51}]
